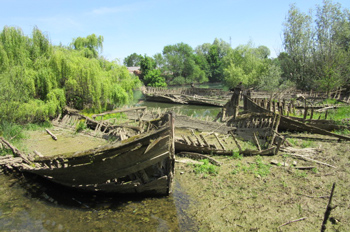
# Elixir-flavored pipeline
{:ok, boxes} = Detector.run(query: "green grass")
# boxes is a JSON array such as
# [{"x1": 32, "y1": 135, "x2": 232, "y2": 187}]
[
  {"x1": 75, "y1": 120, "x2": 87, "y2": 133},
  {"x1": 231, "y1": 151, "x2": 243, "y2": 160},
  {"x1": 231, "y1": 156, "x2": 271, "y2": 177},
  {"x1": 193, "y1": 159, "x2": 219, "y2": 176},
  {"x1": 0, "y1": 120, "x2": 52, "y2": 156}
]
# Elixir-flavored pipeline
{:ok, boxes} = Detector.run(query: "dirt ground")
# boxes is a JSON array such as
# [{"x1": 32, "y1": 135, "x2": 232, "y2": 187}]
[
  {"x1": 23, "y1": 127, "x2": 109, "y2": 156},
  {"x1": 175, "y1": 132, "x2": 350, "y2": 231},
  {"x1": 21, "y1": 126, "x2": 350, "y2": 231}
]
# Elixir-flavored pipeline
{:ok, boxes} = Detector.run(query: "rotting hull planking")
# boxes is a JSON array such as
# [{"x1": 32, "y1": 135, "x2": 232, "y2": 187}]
[{"x1": 22, "y1": 113, "x2": 175, "y2": 196}]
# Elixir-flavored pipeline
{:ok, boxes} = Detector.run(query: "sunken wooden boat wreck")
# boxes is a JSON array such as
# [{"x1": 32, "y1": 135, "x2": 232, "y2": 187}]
[
  {"x1": 219, "y1": 87, "x2": 350, "y2": 141},
  {"x1": 141, "y1": 86, "x2": 231, "y2": 107},
  {"x1": 0, "y1": 113, "x2": 176, "y2": 196}
]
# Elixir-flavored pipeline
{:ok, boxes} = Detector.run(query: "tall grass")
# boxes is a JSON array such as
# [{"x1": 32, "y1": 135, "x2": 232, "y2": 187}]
[{"x1": 0, "y1": 121, "x2": 52, "y2": 156}]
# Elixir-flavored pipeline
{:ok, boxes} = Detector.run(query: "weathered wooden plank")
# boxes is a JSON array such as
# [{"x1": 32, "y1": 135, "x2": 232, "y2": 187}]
[{"x1": 27, "y1": 136, "x2": 170, "y2": 185}]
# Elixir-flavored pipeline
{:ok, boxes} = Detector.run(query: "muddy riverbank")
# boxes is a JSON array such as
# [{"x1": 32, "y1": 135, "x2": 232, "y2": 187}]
[{"x1": 1, "y1": 123, "x2": 350, "y2": 231}]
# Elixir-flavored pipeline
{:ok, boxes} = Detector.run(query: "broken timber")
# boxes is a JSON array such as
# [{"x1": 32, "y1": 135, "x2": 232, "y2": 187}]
[{"x1": 0, "y1": 113, "x2": 176, "y2": 196}]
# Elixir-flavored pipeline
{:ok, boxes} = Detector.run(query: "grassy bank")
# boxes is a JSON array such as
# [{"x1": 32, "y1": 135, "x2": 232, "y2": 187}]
[{"x1": 175, "y1": 133, "x2": 350, "y2": 231}]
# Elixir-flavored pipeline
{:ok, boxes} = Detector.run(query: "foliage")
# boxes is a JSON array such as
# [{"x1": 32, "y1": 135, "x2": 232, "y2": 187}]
[
  {"x1": 232, "y1": 151, "x2": 243, "y2": 160},
  {"x1": 205, "y1": 39, "x2": 231, "y2": 82},
  {"x1": 139, "y1": 55, "x2": 166, "y2": 87},
  {"x1": 140, "y1": 55, "x2": 156, "y2": 78},
  {"x1": 75, "y1": 120, "x2": 87, "y2": 133},
  {"x1": 231, "y1": 156, "x2": 271, "y2": 177},
  {"x1": 0, "y1": 26, "x2": 139, "y2": 124},
  {"x1": 70, "y1": 34, "x2": 103, "y2": 59},
  {"x1": 281, "y1": 0, "x2": 350, "y2": 92},
  {"x1": 193, "y1": 159, "x2": 219, "y2": 176},
  {"x1": 223, "y1": 42, "x2": 281, "y2": 90},
  {"x1": 0, "y1": 121, "x2": 27, "y2": 143},
  {"x1": 123, "y1": 53, "x2": 142, "y2": 67},
  {"x1": 143, "y1": 69, "x2": 167, "y2": 87},
  {"x1": 162, "y1": 42, "x2": 208, "y2": 84}
]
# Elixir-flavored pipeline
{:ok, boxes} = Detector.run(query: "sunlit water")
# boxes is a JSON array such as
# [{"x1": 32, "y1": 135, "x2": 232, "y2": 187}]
[{"x1": 0, "y1": 84, "x2": 227, "y2": 231}]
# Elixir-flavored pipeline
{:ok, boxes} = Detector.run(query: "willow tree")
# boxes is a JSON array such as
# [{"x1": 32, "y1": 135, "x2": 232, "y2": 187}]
[
  {"x1": 0, "y1": 26, "x2": 139, "y2": 123},
  {"x1": 70, "y1": 34, "x2": 104, "y2": 58}
]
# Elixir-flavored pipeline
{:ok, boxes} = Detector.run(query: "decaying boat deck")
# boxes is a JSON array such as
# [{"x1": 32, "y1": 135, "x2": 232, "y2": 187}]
[{"x1": 0, "y1": 113, "x2": 175, "y2": 196}]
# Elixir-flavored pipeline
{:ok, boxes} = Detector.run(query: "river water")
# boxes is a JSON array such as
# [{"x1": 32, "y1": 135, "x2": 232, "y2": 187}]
[{"x1": 0, "y1": 84, "x2": 227, "y2": 231}]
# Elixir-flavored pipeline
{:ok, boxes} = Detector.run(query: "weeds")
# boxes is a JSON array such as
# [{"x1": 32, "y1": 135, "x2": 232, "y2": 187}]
[
  {"x1": 75, "y1": 120, "x2": 87, "y2": 133},
  {"x1": 231, "y1": 156, "x2": 271, "y2": 177},
  {"x1": 0, "y1": 121, "x2": 27, "y2": 143},
  {"x1": 232, "y1": 151, "x2": 243, "y2": 160},
  {"x1": 300, "y1": 139, "x2": 313, "y2": 148},
  {"x1": 295, "y1": 170, "x2": 307, "y2": 178},
  {"x1": 193, "y1": 159, "x2": 219, "y2": 176}
]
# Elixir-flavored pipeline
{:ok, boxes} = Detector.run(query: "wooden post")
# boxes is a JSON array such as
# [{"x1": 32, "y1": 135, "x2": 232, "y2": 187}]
[
  {"x1": 253, "y1": 132, "x2": 261, "y2": 151},
  {"x1": 309, "y1": 108, "x2": 314, "y2": 121},
  {"x1": 214, "y1": 133, "x2": 226, "y2": 150},
  {"x1": 229, "y1": 131, "x2": 242, "y2": 153},
  {"x1": 321, "y1": 183, "x2": 337, "y2": 232},
  {"x1": 199, "y1": 134, "x2": 210, "y2": 147}
]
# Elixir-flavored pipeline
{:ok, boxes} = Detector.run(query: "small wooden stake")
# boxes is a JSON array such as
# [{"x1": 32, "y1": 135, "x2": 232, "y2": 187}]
[
  {"x1": 321, "y1": 183, "x2": 337, "y2": 232},
  {"x1": 45, "y1": 129, "x2": 57, "y2": 141}
]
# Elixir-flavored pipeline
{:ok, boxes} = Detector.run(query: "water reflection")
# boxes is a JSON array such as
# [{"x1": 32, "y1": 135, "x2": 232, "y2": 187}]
[{"x1": 0, "y1": 173, "x2": 197, "y2": 231}]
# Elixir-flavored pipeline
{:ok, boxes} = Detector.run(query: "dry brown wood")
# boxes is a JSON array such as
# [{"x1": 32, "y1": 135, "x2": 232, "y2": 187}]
[
  {"x1": 0, "y1": 137, "x2": 32, "y2": 165},
  {"x1": 253, "y1": 132, "x2": 261, "y2": 151},
  {"x1": 199, "y1": 134, "x2": 210, "y2": 147},
  {"x1": 278, "y1": 217, "x2": 307, "y2": 228},
  {"x1": 191, "y1": 129, "x2": 203, "y2": 147},
  {"x1": 34, "y1": 150, "x2": 44, "y2": 157},
  {"x1": 214, "y1": 133, "x2": 226, "y2": 150},
  {"x1": 294, "y1": 166, "x2": 316, "y2": 170},
  {"x1": 321, "y1": 183, "x2": 337, "y2": 232},
  {"x1": 176, "y1": 152, "x2": 222, "y2": 166},
  {"x1": 91, "y1": 107, "x2": 147, "y2": 119},
  {"x1": 241, "y1": 146, "x2": 276, "y2": 156},
  {"x1": 289, "y1": 153, "x2": 337, "y2": 168},
  {"x1": 296, "y1": 193, "x2": 329, "y2": 198},
  {"x1": 45, "y1": 129, "x2": 57, "y2": 141},
  {"x1": 181, "y1": 135, "x2": 190, "y2": 145},
  {"x1": 187, "y1": 136, "x2": 196, "y2": 146},
  {"x1": 229, "y1": 131, "x2": 242, "y2": 152}
]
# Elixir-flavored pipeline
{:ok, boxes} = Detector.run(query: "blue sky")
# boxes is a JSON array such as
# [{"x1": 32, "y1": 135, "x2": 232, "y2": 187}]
[{"x1": 1, "y1": 0, "x2": 350, "y2": 63}]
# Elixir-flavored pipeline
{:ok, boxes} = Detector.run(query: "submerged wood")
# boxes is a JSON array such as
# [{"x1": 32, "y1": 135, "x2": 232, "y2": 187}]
[
  {"x1": 142, "y1": 86, "x2": 231, "y2": 107},
  {"x1": 1, "y1": 113, "x2": 176, "y2": 196},
  {"x1": 234, "y1": 94, "x2": 350, "y2": 141}
]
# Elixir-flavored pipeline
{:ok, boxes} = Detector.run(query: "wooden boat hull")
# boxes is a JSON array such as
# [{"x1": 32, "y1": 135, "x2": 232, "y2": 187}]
[{"x1": 23, "y1": 114, "x2": 175, "y2": 196}]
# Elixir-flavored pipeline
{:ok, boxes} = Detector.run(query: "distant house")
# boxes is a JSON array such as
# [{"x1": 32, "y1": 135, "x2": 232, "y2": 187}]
[{"x1": 127, "y1": 66, "x2": 141, "y2": 75}]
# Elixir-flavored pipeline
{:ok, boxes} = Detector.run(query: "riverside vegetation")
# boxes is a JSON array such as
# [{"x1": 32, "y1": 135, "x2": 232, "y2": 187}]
[{"x1": 1, "y1": 0, "x2": 350, "y2": 230}]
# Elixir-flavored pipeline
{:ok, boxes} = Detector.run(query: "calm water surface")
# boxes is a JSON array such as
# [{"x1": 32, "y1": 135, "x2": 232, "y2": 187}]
[{"x1": 0, "y1": 173, "x2": 197, "y2": 231}]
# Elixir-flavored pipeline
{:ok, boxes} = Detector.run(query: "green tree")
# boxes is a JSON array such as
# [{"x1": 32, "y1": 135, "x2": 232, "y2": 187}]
[
  {"x1": 163, "y1": 42, "x2": 207, "y2": 84},
  {"x1": 70, "y1": 34, "x2": 103, "y2": 58},
  {"x1": 313, "y1": 0, "x2": 349, "y2": 94},
  {"x1": 282, "y1": 0, "x2": 350, "y2": 92},
  {"x1": 282, "y1": 4, "x2": 313, "y2": 89},
  {"x1": 140, "y1": 55, "x2": 156, "y2": 78},
  {"x1": 123, "y1": 53, "x2": 142, "y2": 67},
  {"x1": 223, "y1": 43, "x2": 280, "y2": 90},
  {"x1": 0, "y1": 26, "x2": 139, "y2": 123},
  {"x1": 144, "y1": 69, "x2": 167, "y2": 87}
]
